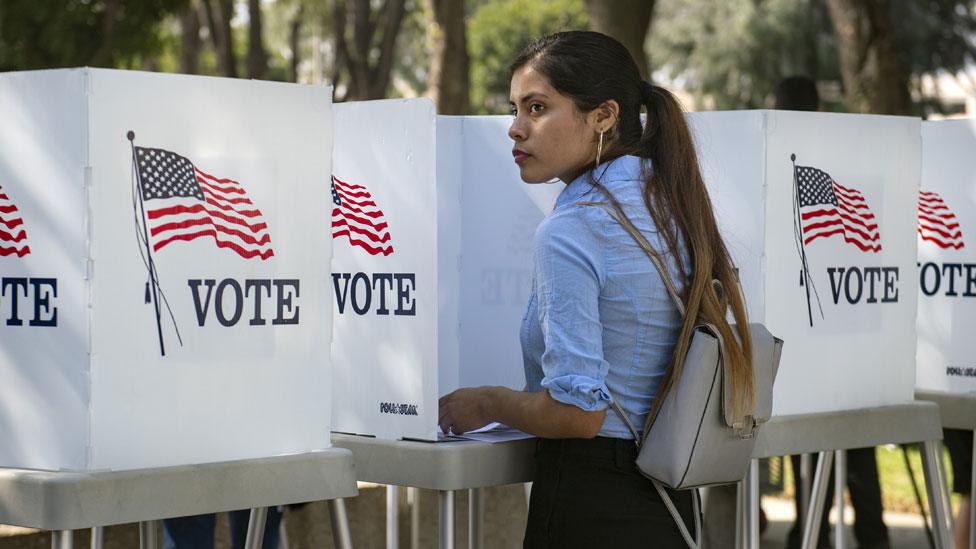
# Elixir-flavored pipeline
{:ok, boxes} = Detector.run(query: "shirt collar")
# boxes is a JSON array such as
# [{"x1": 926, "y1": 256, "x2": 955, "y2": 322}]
[{"x1": 555, "y1": 155, "x2": 645, "y2": 209}]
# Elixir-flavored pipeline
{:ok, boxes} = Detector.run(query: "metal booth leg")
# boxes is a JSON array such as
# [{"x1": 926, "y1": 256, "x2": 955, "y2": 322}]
[
  {"x1": 328, "y1": 498, "x2": 353, "y2": 549},
  {"x1": 834, "y1": 450, "x2": 846, "y2": 549},
  {"x1": 439, "y1": 490, "x2": 455, "y2": 549},
  {"x1": 469, "y1": 488, "x2": 484, "y2": 549},
  {"x1": 407, "y1": 487, "x2": 420, "y2": 549},
  {"x1": 51, "y1": 530, "x2": 73, "y2": 549},
  {"x1": 799, "y1": 453, "x2": 812, "y2": 528},
  {"x1": 244, "y1": 507, "x2": 268, "y2": 549},
  {"x1": 742, "y1": 459, "x2": 760, "y2": 549},
  {"x1": 139, "y1": 520, "x2": 159, "y2": 549},
  {"x1": 90, "y1": 526, "x2": 104, "y2": 549},
  {"x1": 734, "y1": 481, "x2": 744, "y2": 549},
  {"x1": 801, "y1": 450, "x2": 834, "y2": 549},
  {"x1": 934, "y1": 438, "x2": 955, "y2": 536},
  {"x1": 921, "y1": 439, "x2": 953, "y2": 549},
  {"x1": 386, "y1": 485, "x2": 399, "y2": 549}
]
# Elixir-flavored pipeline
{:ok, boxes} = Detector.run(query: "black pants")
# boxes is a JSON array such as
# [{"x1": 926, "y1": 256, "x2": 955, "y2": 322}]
[
  {"x1": 787, "y1": 448, "x2": 889, "y2": 549},
  {"x1": 944, "y1": 428, "x2": 973, "y2": 494},
  {"x1": 524, "y1": 437, "x2": 695, "y2": 549}
]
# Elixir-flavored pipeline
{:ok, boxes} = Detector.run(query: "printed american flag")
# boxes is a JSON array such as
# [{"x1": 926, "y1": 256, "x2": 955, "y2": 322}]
[
  {"x1": 0, "y1": 184, "x2": 30, "y2": 257},
  {"x1": 918, "y1": 190, "x2": 965, "y2": 249},
  {"x1": 331, "y1": 176, "x2": 394, "y2": 256},
  {"x1": 796, "y1": 165, "x2": 881, "y2": 253},
  {"x1": 135, "y1": 147, "x2": 274, "y2": 260}
]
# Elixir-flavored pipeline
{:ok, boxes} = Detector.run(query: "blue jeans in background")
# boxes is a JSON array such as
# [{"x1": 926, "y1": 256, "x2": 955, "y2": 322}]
[{"x1": 162, "y1": 507, "x2": 283, "y2": 549}]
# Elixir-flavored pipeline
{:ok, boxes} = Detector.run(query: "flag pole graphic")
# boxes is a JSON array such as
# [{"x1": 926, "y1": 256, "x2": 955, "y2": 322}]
[
  {"x1": 128, "y1": 131, "x2": 166, "y2": 356},
  {"x1": 792, "y1": 154, "x2": 815, "y2": 327}
]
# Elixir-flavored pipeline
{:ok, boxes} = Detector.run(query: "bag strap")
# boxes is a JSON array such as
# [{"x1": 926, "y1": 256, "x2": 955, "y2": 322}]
[
  {"x1": 582, "y1": 200, "x2": 702, "y2": 549},
  {"x1": 654, "y1": 482, "x2": 702, "y2": 549}
]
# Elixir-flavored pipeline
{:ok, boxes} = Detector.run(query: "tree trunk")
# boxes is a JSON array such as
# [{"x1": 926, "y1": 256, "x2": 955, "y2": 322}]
[
  {"x1": 825, "y1": 0, "x2": 911, "y2": 115},
  {"x1": 181, "y1": 0, "x2": 201, "y2": 74},
  {"x1": 333, "y1": 0, "x2": 407, "y2": 101},
  {"x1": 89, "y1": 0, "x2": 121, "y2": 67},
  {"x1": 331, "y1": 0, "x2": 348, "y2": 99},
  {"x1": 584, "y1": 0, "x2": 655, "y2": 80},
  {"x1": 201, "y1": 0, "x2": 237, "y2": 77},
  {"x1": 246, "y1": 0, "x2": 267, "y2": 79},
  {"x1": 425, "y1": 0, "x2": 469, "y2": 114},
  {"x1": 289, "y1": 4, "x2": 304, "y2": 82},
  {"x1": 368, "y1": 0, "x2": 407, "y2": 99}
]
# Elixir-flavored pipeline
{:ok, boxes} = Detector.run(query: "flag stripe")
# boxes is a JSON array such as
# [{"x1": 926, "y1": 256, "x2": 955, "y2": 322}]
[
  {"x1": 332, "y1": 176, "x2": 366, "y2": 191},
  {"x1": 334, "y1": 190, "x2": 378, "y2": 209},
  {"x1": 153, "y1": 229, "x2": 274, "y2": 259},
  {"x1": 331, "y1": 229, "x2": 394, "y2": 255},
  {"x1": 0, "y1": 244, "x2": 30, "y2": 257},
  {"x1": 918, "y1": 213, "x2": 959, "y2": 230},
  {"x1": 919, "y1": 205, "x2": 955, "y2": 218},
  {"x1": 0, "y1": 216, "x2": 24, "y2": 229},
  {"x1": 918, "y1": 221, "x2": 962, "y2": 240},
  {"x1": 0, "y1": 228, "x2": 27, "y2": 242},
  {"x1": 331, "y1": 217, "x2": 392, "y2": 243},
  {"x1": 919, "y1": 231, "x2": 965, "y2": 249},
  {"x1": 150, "y1": 216, "x2": 273, "y2": 246},
  {"x1": 147, "y1": 203, "x2": 269, "y2": 233},
  {"x1": 331, "y1": 207, "x2": 389, "y2": 232}
]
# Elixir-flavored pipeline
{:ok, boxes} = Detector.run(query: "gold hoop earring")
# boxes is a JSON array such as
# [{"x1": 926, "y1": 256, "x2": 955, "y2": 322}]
[{"x1": 595, "y1": 130, "x2": 604, "y2": 168}]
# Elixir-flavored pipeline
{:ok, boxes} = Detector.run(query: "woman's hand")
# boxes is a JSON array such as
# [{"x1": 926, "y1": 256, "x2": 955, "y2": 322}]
[
  {"x1": 439, "y1": 386, "x2": 606, "y2": 439},
  {"x1": 438, "y1": 387, "x2": 497, "y2": 435}
]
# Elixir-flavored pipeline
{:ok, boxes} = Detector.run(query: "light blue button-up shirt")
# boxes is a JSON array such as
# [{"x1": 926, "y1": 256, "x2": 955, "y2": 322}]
[{"x1": 520, "y1": 155, "x2": 687, "y2": 439}]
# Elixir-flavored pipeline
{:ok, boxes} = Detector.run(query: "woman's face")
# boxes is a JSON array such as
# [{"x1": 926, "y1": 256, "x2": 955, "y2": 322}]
[{"x1": 508, "y1": 65, "x2": 597, "y2": 184}]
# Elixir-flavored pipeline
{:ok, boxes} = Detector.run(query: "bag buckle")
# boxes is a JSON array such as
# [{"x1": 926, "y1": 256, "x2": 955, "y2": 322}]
[{"x1": 733, "y1": 415, "x2": 765, "y2": 439}]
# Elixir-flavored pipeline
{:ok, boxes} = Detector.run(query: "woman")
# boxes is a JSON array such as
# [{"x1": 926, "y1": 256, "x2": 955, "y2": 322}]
[{"x1": 438, "y1": 31, "x2": 753, "y2": 547}]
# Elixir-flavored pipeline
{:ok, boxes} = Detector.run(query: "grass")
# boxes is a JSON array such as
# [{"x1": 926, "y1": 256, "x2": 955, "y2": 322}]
[{"x1": 766, "y1": 445, "x2": 961, "y2": 516}]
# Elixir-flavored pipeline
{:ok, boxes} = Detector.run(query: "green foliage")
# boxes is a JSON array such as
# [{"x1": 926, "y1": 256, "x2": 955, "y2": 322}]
[
  {"x1": 0, "y1": 0, "x2": 189, "y2": 71},
  {"x1": 650, "y1": 0, "x2": 839, "y2": 110},
  {"x1": 651, "y1": 0, "x2": 976, "y2": 113},
  {"x1": 467, "y1": 0, "x2": 588, "y2": 114}
]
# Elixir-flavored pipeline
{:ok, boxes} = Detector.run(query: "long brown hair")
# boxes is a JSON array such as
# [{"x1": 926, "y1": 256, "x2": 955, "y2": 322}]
[{"x1": 511, "y1": 31, "x2": 754, "y2": 417}]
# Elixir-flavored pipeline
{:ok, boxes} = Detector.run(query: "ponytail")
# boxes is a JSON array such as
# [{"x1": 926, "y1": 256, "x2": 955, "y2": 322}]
[{"x1": 640, "y1": 84, "x2": 755, "y2": 419}]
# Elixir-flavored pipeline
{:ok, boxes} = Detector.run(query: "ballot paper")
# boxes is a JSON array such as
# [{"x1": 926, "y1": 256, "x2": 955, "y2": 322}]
[{"x1": 434, "y1": 422, "x2": 534, "y2": 444}]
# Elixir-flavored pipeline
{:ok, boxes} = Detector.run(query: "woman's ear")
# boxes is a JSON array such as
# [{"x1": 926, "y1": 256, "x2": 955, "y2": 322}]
[{"x1": 588, "y1": 99, "x2": 620, "y2": 134}]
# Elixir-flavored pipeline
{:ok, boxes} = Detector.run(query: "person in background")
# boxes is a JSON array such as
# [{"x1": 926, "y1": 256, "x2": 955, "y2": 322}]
[
  {"x1": 163, "y1": 508, "x2": 282, "y2": 549},
  {"x1": 943, "y1": 428, "x2": 972, "y2": 548},
  {"x1": 775, "y1": 75, "x2": 891, "y2": 549},
  {"x1": 438, "y1": 30, "x2": 754, "y2": 547}
]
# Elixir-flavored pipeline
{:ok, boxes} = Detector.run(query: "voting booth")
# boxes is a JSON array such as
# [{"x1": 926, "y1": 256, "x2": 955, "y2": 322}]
[
  {"x1": 917, "y1": 119, "x2": 976, "y2": 395},
  {"x1": 0, "y1": 68, "x2": 334, "y2": 471},
  {"x1": 691, "y1": 110, "x2": 920, "y2": 415},
  {"x1": 331, "y1": 100, "x2": 559, "y2": 440}
]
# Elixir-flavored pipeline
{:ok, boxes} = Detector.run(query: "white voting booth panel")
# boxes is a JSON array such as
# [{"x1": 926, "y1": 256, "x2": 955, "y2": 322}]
[
  {"x1": 917, "y1": 119, "x2": 976, "y2": 394},
  {"x1": 331, "y1": 100, "x2": 559, "y2": 440},
  {"x1": 691, "y1": 110, "x2": 919, "y2": 416},
  {"x1": 0, "y1": 68, "x2": 334, "y2": 471}
]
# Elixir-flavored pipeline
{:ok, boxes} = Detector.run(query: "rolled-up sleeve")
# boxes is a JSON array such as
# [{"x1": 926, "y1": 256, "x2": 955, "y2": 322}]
[{"x1": 534, "y1": 207, "x2": 611, "y2": 411}]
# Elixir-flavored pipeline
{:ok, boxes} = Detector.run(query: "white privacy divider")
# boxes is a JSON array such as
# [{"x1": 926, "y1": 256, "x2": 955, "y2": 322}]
[
  {"x1": 917, "y1": 119, "x2": 976, "y2": 394},
  {"x1": 692, "y1": 110, "x2": 920, "y2": 415},
  {"x1": 0, "y1": 68, "x2": 334, "y2": 471},
  {"x1": 331, "y1": 105, "x2": 921, "y2": 440},
  {"x1": 330, "y1": 101, "x2": 559, "y2": 440}
]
